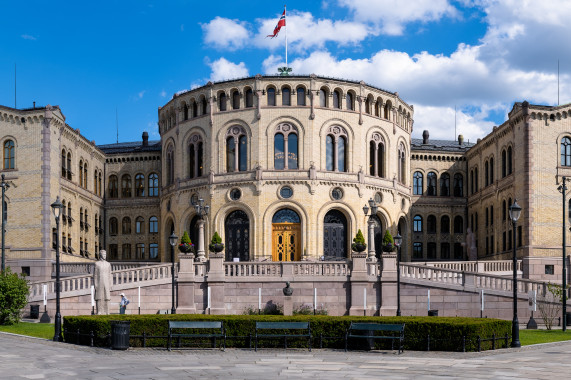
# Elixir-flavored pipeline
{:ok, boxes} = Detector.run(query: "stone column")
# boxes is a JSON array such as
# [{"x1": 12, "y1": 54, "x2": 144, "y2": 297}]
[
  {"x1": 196, "y1": 219, "x2": 206, "y2": 262},
  {"x1": 176, "y1": 253, "x2": 197, "y2": 314},
  {"x1": 380, "y1": 252, "x2": 397, "y2": 316},
  {"x1": 349, "y1": 252, "x2": 370, "y2": 316},
  {"x1": 367, "y1": 219, "x2": 376, "y2": 262},
  {"x1": 205, "y1": 252, "x2": 225, "y2": 314}
]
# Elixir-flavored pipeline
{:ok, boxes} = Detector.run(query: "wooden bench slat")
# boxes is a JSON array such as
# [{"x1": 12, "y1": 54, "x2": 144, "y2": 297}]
[
  {"x1": 167, "y1": 321, "x2": 226, "y2": 351},
  {"x1": 169, "y1": 321, "x2": 222, "y2": 329},
  {"x1": 256, "y1": 322, "x2": 309, "y2": 329}
]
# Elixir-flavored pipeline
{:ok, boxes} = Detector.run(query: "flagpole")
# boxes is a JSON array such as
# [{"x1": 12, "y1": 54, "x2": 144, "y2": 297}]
[{"x1": 285, "y1": 5, "x2": 288, "y2": 69}]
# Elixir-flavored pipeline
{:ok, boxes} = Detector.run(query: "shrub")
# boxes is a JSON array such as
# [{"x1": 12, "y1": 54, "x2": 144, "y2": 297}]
[
  {"x1": 178, "y1": 231, "x2": 194, "y2": 253},
  {"x1": 211, "y1": 232, "x2": 222, "y2": 244},
  {"x1": 353, "y1": 229, "x2": 365, "y2": 245},
  {"x1": 293, "y1": 304, "x2": 328, "y2": 316},
  {"x1": 0, "y1": 268, "x2": 30, "y2": 325},
  {"x1": 243, "y1": 302, "x2": 283, "y2": 315}
]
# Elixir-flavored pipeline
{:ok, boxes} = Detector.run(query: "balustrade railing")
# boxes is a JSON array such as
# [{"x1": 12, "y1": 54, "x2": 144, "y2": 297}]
[
  {"x1": 419, "y1": 260, "x2": 521, "y2": 273},
  {"x1": 52, "y1": 262, "x2": 161, "y2": 275},
  {"x1": 224, "y1": 261, "x2": 350, "y2": 278}
]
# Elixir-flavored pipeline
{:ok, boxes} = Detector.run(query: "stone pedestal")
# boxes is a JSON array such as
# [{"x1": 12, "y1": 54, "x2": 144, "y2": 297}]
[
  {"x1": 380, "y1": 252, "x2": 397, "y2": 316},
  {"x1": 176, "y1": 253, "x2": 197, "y2": 314},
  {"x1": 206, "y1": 252, "x2": 225, "y2": 314},
  {"x1": 349, "y1": 253, "x2": 369, "y2": 316},
  {"x1": 283, "y1": 296, "x2": 293, "y2": 316}
]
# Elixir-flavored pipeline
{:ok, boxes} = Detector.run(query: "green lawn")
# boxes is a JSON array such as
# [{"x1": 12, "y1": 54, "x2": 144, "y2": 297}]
[
  {"x1": 0, "y1": 322, "x2": 54, "y2": 339},
  {"x1": 519, "y1": 329, "x2": 571, "y2": 346}
]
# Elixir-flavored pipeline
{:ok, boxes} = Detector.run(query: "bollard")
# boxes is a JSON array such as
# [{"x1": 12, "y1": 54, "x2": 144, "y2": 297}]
[
  {"x1": 462, "y1": 336, "x2": 466, "y2": 352},
  {"x1": 90, "y1": 331, "x2": 94, "y2": 347},
  {"x1": 427, "y1": 334, "x2": 430, "y2": 351},
  {"x1": 477, "y1": 336, "x2": 481, "y2": 352}
]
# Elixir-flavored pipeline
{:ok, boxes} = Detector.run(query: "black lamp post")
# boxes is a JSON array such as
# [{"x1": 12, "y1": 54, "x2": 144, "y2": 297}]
[
  {"x1": 394, "y1": 232, "x2": 402, "y2": 317},
  {"x1": 169, "y1": 232, "x2": 178, "y2": 315},
  {"x1": 509, "y1": 199, "x2": 522, "y2": 347},
  {"x1": 50, "y1": 196, "x2": 63, "y2": 342},
  {"x1": 1, "y1": 174, "x2": 9, "y2": 272},
  {"x1": 558, "y1": 177, "x2": 568, "y2": 331}
]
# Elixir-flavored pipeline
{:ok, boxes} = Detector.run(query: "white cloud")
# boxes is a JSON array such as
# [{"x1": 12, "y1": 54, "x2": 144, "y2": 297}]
[
  {"x1": 21, "y1": 34, "x2": 37, "y2": 40},
  {"x1": 137, "y1": 91, "x2": 145, "y2": 99},
  {"x1": 201, "y1": 17, "x2": 250, "y2": 50},
  {"x1": 255, "y1": 11, "x2": 372, "y2": 52},
  {"x1": 338, "y1": 0, "x2": 458, "y2": 35},
  {"x1": 160, "y1": 90, "x2": 167, "y2": 98},
  {"x1": 208, "y1": 57, "x2": 249, "y2": 82}
]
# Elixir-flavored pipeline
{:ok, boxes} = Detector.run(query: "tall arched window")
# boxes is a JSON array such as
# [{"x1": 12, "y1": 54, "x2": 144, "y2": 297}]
[
  {"x1": 440, "y1": 173, "x2": 450, "y2": 196},
  {"x1": 413, "y1": 215, "x2": 422, "y2": 232},
  {"x1": 94, "y1": 171, "x2": 98, "y2": 194},
  {"x1": 61, "y1": 150, "x2": 66, "y2": 177},
  {"x1": 507, "y1": 146, "x2": 513, "y2": 174},
  {"x1": 191, "y1": 101, "x2": 197, "y2": 117},
  {"x1": 232, "y1": 90, "x2": 240, "y2": 110},
  {"x1": 79, "y1": 160, "x2": 84, "y2": 187},
  {"x1": 188, "y1": 134, "x2": 204, "y2": 178},
  {"x1": 453, "y1": 173, "x2": 463, "y2": 197},
  {"x1": 108, "y1": 175, "x2": 118, "y2": 198},
  {"x1": 398, "y1": 143, "x2": 406, "y2": 183},
  {"x1": 369, "y1": 132, "x2": 385, "y2": 177},
  {"x1": 83, "y1": 162, "x2": 88, "y2": 188},
  {"x1": 67, "y1": 152, "x2": 72, "y2": 180},
  {"x1": 273, "y1": 124, "x2": 299, "y2": 170},
  {"x1": 319, "y1": 88, "x2": 327, "y2": 107},
  {"x1": 3, "y1": 140, "x2": 14, "y2": 169},
  {"x1": 136, "y1": 217, "x2": 144, "y2": 234},
  {"x1": 346, "y1": 92, "x2": 354, "y2": 111},
  {"x1": 501, "y1": 149, "x2": 507, "y2": 177},
  {"x1": 121, "y1": 174, "x2": 132, "y2": 198},
  {"x1": 427, "y1": 215, "x2": 437, "y2": 234},
  {"x1": 219, "y1": 92, "x2": 227, "y2": 111},
  {"x1": 148, "y1": 173, "x2": 159, "y2": 197},
  {"x1": 561, "y1": 137, "x2": 571, "y2": 166},
  {"x1": 333, "y1": 90, "x2": 341, "y2": 109},
  {"x1": 427, "y1": 172, "x2": 437, "y2": 196},
  {"x1": 454, "y1": 216, "x2": 464, "y2": 233},
  {"x1": 267, "y1": 87, "x2": 276, "y2": 106},
  {"x1": 245, "y1": 89, "x2": 253, "y2": 108},
  {"x1": 183, "y1": 103, "x2": 189, "y2": 120},
  {"x1": 490, "y1": 157, "x2": 494, "y2": 184},
  {"x1": 413, "y1": 171, "x2": 423, "y2": 195},
  {"x1": 296, "y1": 87, "x2": 305, "y2": 106},
  {"x1": 441, "y1": 215, "x2": 450, "y2": 233},
  {"x1": 122, "y1": 217, "x2": 131, "y2": 234},
  {"x1": 135, "y1": 174, "x2": 145, "y2": 197},
  {"x1": 109, "y1": 217, "x2": 118, "y2": 235},
  {"x1": 149, "y1": 216, "x2": 158, "y2": 233},
  {"x1": 282, "y1": 87, "x2": 291, "y2": 106},
  {"x1": 484, "y1": 161, "x2": 489, "y2": 187},
  {"x1": 226, "y1": 126, "x2": 248, "y2": 172},
  {"x1": 324, "y1": 125, "x2": 348, "y2": 172},
  {"x1": 474, "y1": 167, "x2": 479, "y2": 192},
  {"x1": 166, "y1": 145, "x2": 174, "y2": 186},
  {"x1": 470, "y1": 170, "x2": 474, "y2": 194},
  {"x1": 201, "y1": 97, "x2": 207, "y2": 114}
]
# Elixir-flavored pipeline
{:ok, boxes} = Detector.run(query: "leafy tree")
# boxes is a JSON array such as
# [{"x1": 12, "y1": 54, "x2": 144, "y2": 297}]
[{"x1": 0, "y1": 268, "x2": 29, "y2": 325}]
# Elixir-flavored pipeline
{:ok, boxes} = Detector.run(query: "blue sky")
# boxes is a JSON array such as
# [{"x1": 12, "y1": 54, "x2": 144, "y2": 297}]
[{"x1": 1, "y1": 0, "x2": 570, "y2": 145}]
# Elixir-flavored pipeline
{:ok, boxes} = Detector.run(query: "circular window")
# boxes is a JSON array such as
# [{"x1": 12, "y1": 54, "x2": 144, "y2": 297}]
[
  {"x1": 331, "y1": 187, "x2": 343, "y2": 200},
  {"x1": 230, "y1": 188, "x2": 242, "y2": 201},
  {"x1": 280, "y1": 186, "x2": 293, "y2": 199},
  {"x1": 374, "y1": 192, "x2": 382, "y2": 204},
  {"x1": 190, "y1": 194, "x2": 199, "y2": 205}
]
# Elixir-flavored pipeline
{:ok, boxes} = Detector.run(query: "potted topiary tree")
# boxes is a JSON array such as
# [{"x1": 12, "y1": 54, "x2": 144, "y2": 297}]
[
  {"x1": 178, "y1": 231, "x2": 194, "y2": 254},
  {"x1": 208, "y1": 231, "x2": 224, "y2": 253},
  {"x1": 382, "y1": 230, "x2": 396, "y2": 252},
  {"x1": 351, "y1": 229, "x2": 367, "y2": 252}
]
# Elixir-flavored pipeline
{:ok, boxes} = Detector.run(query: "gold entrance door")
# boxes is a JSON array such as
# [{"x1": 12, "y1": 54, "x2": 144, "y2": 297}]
[{"x1": 272, "y1": 224, "x2": 301, "y2": 261}]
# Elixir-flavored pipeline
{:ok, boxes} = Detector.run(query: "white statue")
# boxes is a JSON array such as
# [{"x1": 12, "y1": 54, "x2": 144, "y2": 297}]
[{"x1": 93, "y1": 250, "x2": 112, "y2": 315}]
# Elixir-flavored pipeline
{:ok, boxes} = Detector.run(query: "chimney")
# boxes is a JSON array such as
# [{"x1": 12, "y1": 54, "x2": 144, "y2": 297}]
[
  {"x1": 458, "y1": 134, "x2": 464, "y2": 145},
  {"x1": 142, "y1": 131, "x2": 149, "y2": 147},
  {"x1": 422, "y1": 130, "x2": 429, "y2": 144}
]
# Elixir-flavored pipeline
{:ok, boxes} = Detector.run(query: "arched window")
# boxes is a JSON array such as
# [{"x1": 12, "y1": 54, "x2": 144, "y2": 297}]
[
  {"x1": 148, "y1": 173, "x2": 159, "y2": 197},
  {"x1": 232, "y1": 90, "x2": 240, "y2": 110},
  {"x1": 507, "y1": 146, "x2": 513, "y2": 174},
  {"x1": 98, "y1": 171, "x2": 102, "y2": 196},
  {"x1": 245, "y1": 89, "x2": 253, "y2": 108},
  {"x1": 474, "y1": 167, "x2": 479, "y2": 192},
  {"x1": 375, "y1": 99, "x2": 381, "y2": 117},
  {"x1": 79, "y1": 160, "x2": 84, "y2": 187},
  {"x1": 453, "y1": 216, "x2": 463, "y2": 233},
  {"x1": 470, "y1": 170, "x2": 474, "y2": 194},
  {"x1": 108, "y1": 175, "x2": 118, "y2": 198},
  {"x1": 427, "y1": 215, "x2": 437, "y2": 234},
  {"x1": 3, "y1": 140, "x2": 15, "y2": 169},
  {"x1": 441, "y1": 215, "x2": 450, "y2": 233},
  {"x1": 398, "y1": 144, "x2": 406, "y2": 183},
  {"x1": 267, "y1": 87, "x2": 276, "y2": 106},
  {"x1": 201, "y1": 97, "x2": 207, "y2": 114},
  {"x1": 83, "y1": 162, "x2": 88, "y2": 188},
  {"x1": 485, "y1": 161, "x2": 489, "y2": 187},
  {"x1": 296, "y1": 87, "x2": 305, "y2": 106},
  {"x1": 149, "y1": 216, "x2": 158, "y2": 233},
  {"x1": 325, "y1": 125, "x2": 348, "y2": 172},
  {"x1": 282, "y1": 87, "x2": 291, "y2": 106},
  {"x1": 121, "y1": 174, "x2": 132, "y2": 198},
  {"x1": 489, "y1": 157, "x2": 494, "y2": 184},
  {"x1": 413, "y1": 215, "x2": 422, "y2": 232},
  {"x1": 384, "y1": 101, "x2": 391, "y2": 119},
  {"x1": 274, "y1": 124, "x2": 299, "y2": 170},
  {"x1": 333, "y1": 90, "x2": 341, "y2": 109},
  {"x1": 440, "y1": 173, "x2": 450, "y2": 196},
  {"x1": 346, "y1": 92, "x2": 354, "y2": 111},
  {"x1": 365, "y1": 97, "x2": 371, "y2": 114},
  {"x1": 413, "y1": 171, "x2": 423, "y2": 195},
  {"x1": 226, "y1": 126, "x2": 248, "y2": 172},
  {"x1": 191, "y1": 101, "x2": 197, "y2": 117},
  {"x1": 219, "y1": 92, "x2": 227, "y2": 111},
  {"x1": 136, "y1": 217, "x2": 144, "y2": 234},
  {"x1": 183, "y1": 103, "x2": 189, "y2": 120},
  {"x1": 61, "y1": 150, "x2": 66, "y2": 177},
  {"x1": 502, "y1": 199, "x2": 507, "y2": 220},
  {"x1": 94, "y1": 171, "x2": 98, "y2": 194},
  {"x1": 501, "y1": 149, "x2": 507, "y2": 177},
  {"x1": 561, "y1": 137, "x2": 571, "y2": 166},
  {"x1": 319, "y1": 88, "x2": 327, "y2": 107},
  {"x1": 80, "y1": 208, "x2": 84, "y2": 230},
  {"x1": 122, "y1": 217, "x2": 131, "y2": 234},
  {"x1": 274, "y1": 133, "x2": 285, "y2": 169},
  {"x1": 66, "y1": 152, "x2": 72, "y2": 180},
  {"x1": 369, "y1": 133, "x2": 385, "y2": 177},
  {"x1": 166, "y1": 145, "x2": 174, "y2": 186},
  {"x1": 188, "y1": 134, "x2": 204, "y2": 178},
  {"x1": 453, "y1": 173, "x2": 463, "y2": 197},
  {"x1": 109, "y1": 217, "x2": 118, "y2": 235},
  {"x1": 427, "y1": 172, "x2": 437, "y2": 196},
  {"x1": 135, "y1": 174, "x2": 145, "y2": 197}
]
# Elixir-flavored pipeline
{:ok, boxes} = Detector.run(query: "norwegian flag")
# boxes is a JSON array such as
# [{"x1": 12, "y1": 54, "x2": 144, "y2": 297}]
[{"x1": 267, "y1": 9, "x2": 286, "y2": 38}]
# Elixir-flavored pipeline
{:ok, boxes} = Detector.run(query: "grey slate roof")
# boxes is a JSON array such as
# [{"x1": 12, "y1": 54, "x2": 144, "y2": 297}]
[
  {"x1": 411, "y1": 138, "x2": 474, "y2": 153},
  {"x1": 97, "y1": 140, "x2": 161, "y2": 154}
]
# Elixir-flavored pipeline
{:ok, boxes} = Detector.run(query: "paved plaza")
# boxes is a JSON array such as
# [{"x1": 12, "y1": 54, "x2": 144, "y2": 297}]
[{"x1": 1, "y1": 332, "x2": 570, "y2": 379}]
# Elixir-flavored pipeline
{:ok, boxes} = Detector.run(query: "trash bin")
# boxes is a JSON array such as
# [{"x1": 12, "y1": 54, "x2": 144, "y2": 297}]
[
  {"x1": 110, "y1": 321, "x2": 130, "y2": 350},
  {"x1": 428, "y1": 310, "x2": 439, "y2": 317},
  {"x1": 30, "y1": 305, "x2": 40, "y2": 319}
]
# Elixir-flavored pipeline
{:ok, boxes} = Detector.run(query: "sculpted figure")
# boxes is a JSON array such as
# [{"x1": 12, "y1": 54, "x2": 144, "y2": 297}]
[{"x1": 93, "y1": 250, "x2": 112, "y2": 315}]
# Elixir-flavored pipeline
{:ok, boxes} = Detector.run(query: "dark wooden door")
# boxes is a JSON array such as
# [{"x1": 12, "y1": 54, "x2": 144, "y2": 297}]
[
  {"x1": 323, "y1": 210, "x2": 347, "y2": 260},
  {"x1": 225, "y1": 210, "x2": 249, "y2": 261}
]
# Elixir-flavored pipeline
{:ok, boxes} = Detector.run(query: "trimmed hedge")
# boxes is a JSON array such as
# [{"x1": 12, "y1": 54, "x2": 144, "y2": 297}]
[{"x1": 63, "y1": 314, "x2": 511, "y2": 352}]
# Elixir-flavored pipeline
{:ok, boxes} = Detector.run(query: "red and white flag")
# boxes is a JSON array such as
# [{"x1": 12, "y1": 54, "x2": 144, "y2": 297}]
[{"x1": 267, "y1": 9, "x2": 286, "y2": 38}]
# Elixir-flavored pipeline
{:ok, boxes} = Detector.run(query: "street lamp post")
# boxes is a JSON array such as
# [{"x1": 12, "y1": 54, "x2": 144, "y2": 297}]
[
  {"x1": 194, "y1": 199, "x2": 210, "y2": 262},
  {"x1": 50, "y1": 197, "x2": 63, "y2": 342},
  {"x1": 362, "y1": 198, "x2": 378, "y2": 261},
  {"x1": 169, "y1": 232, "x2": 178, "y2": 315},
  {"x1": 509, "y1": 199, "x2": 522, "y2": 348},
  {"x1": 394, "y1": 232, "x2": 402, "y2": 317},
  {"x1": 1, "y1": 174, "x2": 10, "y2": 272},
  {"x1": 558, "y1": 177, "x2": 568, "y2": 331}
]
